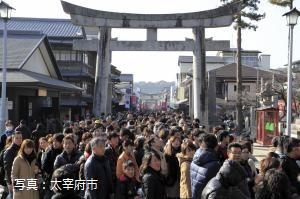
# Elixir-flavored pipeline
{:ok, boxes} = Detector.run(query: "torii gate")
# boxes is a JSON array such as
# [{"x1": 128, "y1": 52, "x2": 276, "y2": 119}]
[{"x1": 61, "y1": 1, "x2": 242, "y2": 125}]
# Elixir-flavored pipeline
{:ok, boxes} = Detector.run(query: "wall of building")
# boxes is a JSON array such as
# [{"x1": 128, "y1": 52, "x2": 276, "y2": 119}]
[
  {"x1": 226, "y1": 82, "x2": 257, "y2": 101},
  {"x1": 7, "y1": 87, "x2": 59, "y2": 124},
  {"x1": 176, "y1": 86, "x2": 186, "y2": 101}
]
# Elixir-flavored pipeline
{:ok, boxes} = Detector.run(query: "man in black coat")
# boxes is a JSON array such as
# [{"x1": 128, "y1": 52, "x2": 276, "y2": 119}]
[
  {"x1": 281, "y1": 137, "x2": 300, "y2": 195},
  {"x1": 201, "y1": 160, "x2": 250, "y2": 199},
  {"x1": 42, "y1": 133, "x2": 64, "y2": 199},
  {"x1": 85, "y1": 137, "x2": 113, "y2": 199},
  {"x1": 42, "y1": 134, "x2": 64, "y2": 175},
  {"x1": 3, "y1": 131, "x2": 22, "y2": 198},
  {"x1": 105, "y1": 132, "x2": 119, "y2": 187},
  {"x1": 53, "y1": 134, "x2": 82, "y2": 170}
]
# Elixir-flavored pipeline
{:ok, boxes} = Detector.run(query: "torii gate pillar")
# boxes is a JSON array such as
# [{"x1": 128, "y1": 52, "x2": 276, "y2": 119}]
[
  {"x1": 193, "y1": 27, "x2": 207, "y2": 124},
  {"x1": 93, "y1": 27, "x2": 111, "y2": 117}
]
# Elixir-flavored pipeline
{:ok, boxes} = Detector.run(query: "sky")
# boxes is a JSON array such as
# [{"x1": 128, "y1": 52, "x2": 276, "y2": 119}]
[{"x1": 4, "y1": 0, "x2": 300, "y2": 82}]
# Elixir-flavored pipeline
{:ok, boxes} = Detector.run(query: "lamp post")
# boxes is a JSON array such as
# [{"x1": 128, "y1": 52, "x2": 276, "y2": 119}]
[
  {"x1": 283, "y1": 8, "x2": 300, "y2": 136},
  {"x1": 0, "y1": 0, "x2": 14, "y2": 133}
]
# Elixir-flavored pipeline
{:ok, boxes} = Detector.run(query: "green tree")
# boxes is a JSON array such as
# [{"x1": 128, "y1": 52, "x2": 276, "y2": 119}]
[{"x1": 220, "y1": 0, "x2": 264, "y2": 132}]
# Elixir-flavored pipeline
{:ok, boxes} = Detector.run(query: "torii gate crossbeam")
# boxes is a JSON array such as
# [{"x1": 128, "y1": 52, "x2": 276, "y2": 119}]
[{"x1": 61, "y1": 0, "x2": 242, "y2": 126}]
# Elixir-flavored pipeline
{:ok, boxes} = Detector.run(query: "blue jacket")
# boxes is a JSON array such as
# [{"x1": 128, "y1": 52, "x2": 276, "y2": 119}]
[{"x1": 190, "y1": 148, "x2": 220, "y2": 199}]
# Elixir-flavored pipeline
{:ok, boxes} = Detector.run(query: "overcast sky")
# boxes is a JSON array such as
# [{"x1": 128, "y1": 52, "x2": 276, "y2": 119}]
[{"x1": 5, "y1": 0, "x2": 300, "y2": 82}]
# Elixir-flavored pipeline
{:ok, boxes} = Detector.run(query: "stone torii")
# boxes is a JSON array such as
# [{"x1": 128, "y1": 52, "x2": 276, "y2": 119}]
[{"x1": 61, "y1": 0, "x2": 242, "y2": 125}]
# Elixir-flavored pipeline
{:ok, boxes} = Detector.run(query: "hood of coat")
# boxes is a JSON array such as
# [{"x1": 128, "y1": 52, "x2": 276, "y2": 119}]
[
  {"x1": 192, "y1": 148, "x2": 218, "y2": 166},
  {"x1": 176, "y1": 152, "x2": 192, "y2": 165},
  {"x1": 217, "y1": 159, "x2": 247, "y2": 187}
]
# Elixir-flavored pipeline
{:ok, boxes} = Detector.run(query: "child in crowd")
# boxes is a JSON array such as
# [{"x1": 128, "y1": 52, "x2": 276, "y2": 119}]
[{"x1": 116, "y1": 160, "x2": 141, "y2": 199}]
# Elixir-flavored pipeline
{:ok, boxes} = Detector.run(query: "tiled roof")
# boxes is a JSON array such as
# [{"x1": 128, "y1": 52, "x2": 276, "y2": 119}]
[
  {"x1": 0, "y1": 32, "x2": 44, "y2": 69},
  {"x1": 178, "y1": 55, "x2": 224, "y2": 64},
  {"x1": 0, "y1": 70, "x2": 82, "y2": 92},
  {"x1": 0, "y1": 17, "x2": 82, "y2": 39}
]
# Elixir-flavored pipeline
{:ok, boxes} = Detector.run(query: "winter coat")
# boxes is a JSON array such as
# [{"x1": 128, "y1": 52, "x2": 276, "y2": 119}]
[
  {"x1": 0, "y1": 129, "x2": 14, "y2": 151},
  {"x1": 201, "y1": 160, "x2": 251, "y2": 199},
  {"x1": 254, "y1": 181, "x2": 293, "y2": 199},
  {"x1": 115, "y1": 175, "x2": 138, "y2": 199},
  {"x1": 177, "y1": 153, "x2": 193, "y2": 199},
  {"x1": 3, "y1": 143, "x2": 20, "y2": 185},
  {"x1": 216, "y1": 144, "x2": 228, "y2": 165},
  {"x1": 105, "y1": 144, "x2": 119, "y2": 186},
  {"x1": 281, "y1": 155, "x2": 300, "y2": 194},
  {"x1": 165, "y1": 152, "x2": 180, "y2": 198},
  {"x1": 53, "y1": 149, "x2": 82, "y2": 170},
  {"x1": 190, "y1": 148, "x2": 221, "y2": 199},
  {"x1": 142, "y1": 167, "x2": 167, "y2": 199},
  {"x1": 11, "y1": 155, "x2": 39, "y2": 199},
  {"x1": 42, "y1": 147, "x2": 63, "y2": 177},
  {"x1": 116, "y1": 151, "x2": 140, "y2": 181},
  {"x1": 240, "y1": 160, "x2": 255, "y2": 198},
  {"x1": 84, "y1": 153, "x2": 113, "y2": 199},
  {"x1": 134, "y1": 148, "x2": 144, "y2": 167},
  {"x1": 36, "y1": 149, "x2": 47, "y2": 171}
]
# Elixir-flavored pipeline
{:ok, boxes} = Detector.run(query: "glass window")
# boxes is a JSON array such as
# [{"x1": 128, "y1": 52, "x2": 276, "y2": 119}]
[
  {"x1": 71, "y1": 51, "x2": 76, "y2": 61},
  {"x1": 83, "y1": 53, "x2": 89, "y2": 64},
  {"x1": 77, "y1": 52, "x2": 83, "y2": 62},
  {"x1": 216, "y1": 82, "x2": 223, "y2": 95},
  {"x1": 60, "y1": 51, "x2": 72, "y2": 61},
  {"x1": 60, "y1": 51, "x2": 66, "y2": 61}
]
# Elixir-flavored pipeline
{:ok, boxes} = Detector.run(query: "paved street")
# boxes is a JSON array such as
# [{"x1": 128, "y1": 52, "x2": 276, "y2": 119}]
[{"x1": 253, "y1": 143, "x2": 273, "y2": 162}]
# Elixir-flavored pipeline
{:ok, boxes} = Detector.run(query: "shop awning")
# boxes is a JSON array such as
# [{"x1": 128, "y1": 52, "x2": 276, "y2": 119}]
[{"x1": 0, "y1": 70, "x2": 82, "y2": 92}]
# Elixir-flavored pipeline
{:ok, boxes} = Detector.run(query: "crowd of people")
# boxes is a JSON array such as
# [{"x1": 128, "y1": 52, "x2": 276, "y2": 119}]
[{"x1": 0, "y1": 111, "x2": 299, "y2": 199}]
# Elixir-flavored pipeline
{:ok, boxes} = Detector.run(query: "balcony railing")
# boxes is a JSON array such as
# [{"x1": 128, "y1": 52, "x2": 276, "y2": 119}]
[{"x1": 58, "y1": 61, "x2": 95, "y2": 77}]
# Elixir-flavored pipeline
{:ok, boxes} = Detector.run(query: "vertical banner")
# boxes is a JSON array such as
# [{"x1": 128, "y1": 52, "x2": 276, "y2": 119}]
[{"x1": 125, "y1": 95, "x2": 130, "y2": 109}]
